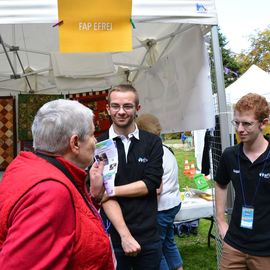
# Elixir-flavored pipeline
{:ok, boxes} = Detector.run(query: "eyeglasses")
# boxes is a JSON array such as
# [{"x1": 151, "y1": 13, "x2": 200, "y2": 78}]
[
  {"x1": 231, "y1": 120, "x2": 258, "y2": 130},
  {"x1": 109, "y1": 104, "x2": 135, "y2": 112}
]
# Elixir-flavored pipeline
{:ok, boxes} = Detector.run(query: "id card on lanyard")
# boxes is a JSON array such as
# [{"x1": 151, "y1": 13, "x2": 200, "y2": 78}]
[
  {"x1": 240, "y1": 206, "x2": 254, "y2": 229},
  {"x1": 238, "y1": 147, "x2": 270, "y2": 230}
]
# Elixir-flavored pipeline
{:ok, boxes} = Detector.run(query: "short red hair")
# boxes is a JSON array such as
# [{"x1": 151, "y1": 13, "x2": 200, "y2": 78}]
[{"x1": 234, "y1": 93, "x2": 270, "y2": 122}]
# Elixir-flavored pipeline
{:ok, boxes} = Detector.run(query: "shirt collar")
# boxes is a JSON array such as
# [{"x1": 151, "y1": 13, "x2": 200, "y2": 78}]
[
  {"x1": 109, "y1": 124, "x2": 140, "y2": 140},
  {"x1": 238, "y1": 140, "x2": 270, "y2": 162}
]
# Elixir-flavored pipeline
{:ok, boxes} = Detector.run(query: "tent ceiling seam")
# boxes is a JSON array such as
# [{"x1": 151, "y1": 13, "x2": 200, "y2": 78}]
[{"x1": 131, "y1": 47, "x2": 151, "y2": 83}]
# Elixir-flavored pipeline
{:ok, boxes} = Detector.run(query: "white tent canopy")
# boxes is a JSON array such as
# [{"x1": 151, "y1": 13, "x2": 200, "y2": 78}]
[
  {"x1": 225, "y1": 65, "x2": 270, "y2": 140},
  {"x1": 226, "y1": 65, "x2": 270, "y2": 104},
  {"x1": 0, "y1": 0, "x2": 218, "y2": 133},
  {"x1": 0, "y1": 0, "x2": 217, "y2": 25}
]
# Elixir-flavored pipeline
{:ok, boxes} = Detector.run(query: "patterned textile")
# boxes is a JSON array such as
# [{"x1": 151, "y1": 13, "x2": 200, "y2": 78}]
[
  {"x1": 20, "y1": 140, "x2": 34, "y2": 152},
  {"x1": 68, "y1": 90, "x2": 111, "y2": 137},
  {"x1": 0, "y1": 96, "x2": 16, "y2": 170},
  {"x1": 18, "y1": 94, "x2": 63, "y2": 141}
]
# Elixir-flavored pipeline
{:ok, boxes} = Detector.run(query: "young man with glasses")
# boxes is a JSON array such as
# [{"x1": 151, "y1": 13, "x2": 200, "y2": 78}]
[
  {"x1": 215, "y1": 93, "x2": 270, "y2": 269},
  {"x1": 98, "y1": 84, "x2": 164, "y2": 270}
]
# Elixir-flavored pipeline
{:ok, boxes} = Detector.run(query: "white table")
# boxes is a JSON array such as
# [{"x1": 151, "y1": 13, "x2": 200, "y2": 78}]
[
  {"x1": 174, "y1": 195, "x2": 215, "y2": 247},
  {"x1": 175, "y1": 196, "x2": 214, "y2": 222}
]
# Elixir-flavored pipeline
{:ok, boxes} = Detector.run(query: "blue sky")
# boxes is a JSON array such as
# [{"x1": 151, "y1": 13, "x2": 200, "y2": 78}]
[{"x1": 215, "y1": 0, "x2": 270, "y2": 53}]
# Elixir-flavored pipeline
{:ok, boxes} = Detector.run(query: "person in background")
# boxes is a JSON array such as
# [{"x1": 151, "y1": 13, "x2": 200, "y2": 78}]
[
  {"x1": 98, "y1": 84, "x2": 164, "y2": 270},
  {"x1": 180, "y1": 132, "x2": 186, "y2": 144},
  {"x1": 215, "y1": 93, "x2": 270, "y2": 270},
  {"x1": 0, "y1": 99, "x2": 114, "y2": 269},
  {"x1": 136, "y1": 113, "x2": 184, "y2": 270}
]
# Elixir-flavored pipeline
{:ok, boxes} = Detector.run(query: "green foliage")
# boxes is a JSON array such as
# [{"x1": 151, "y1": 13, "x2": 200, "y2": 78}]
[
  {"x1": 163, "y1": 132, "x2": 192, "y2": 141},
  {"x1": 237, "y1": 26, "x2": 270, "y2": 72},
  {"x1": 209, "y1": 28, "x2": 242, "y2": 92},
  {"x1": 209, "y1": 26, "x2": 270, "y2": 95},
  {"x1": 164, "y1": 132, "x2": 181, "y2": 140}
]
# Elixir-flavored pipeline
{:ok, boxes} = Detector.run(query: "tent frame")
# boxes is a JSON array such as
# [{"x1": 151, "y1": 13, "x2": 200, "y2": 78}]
[
  {"x1": 211, "y1": 26, "x2": 233, "y2": 220},
  {"x1": 0, "y1": 23, "x2": 198, "y2": 91}
]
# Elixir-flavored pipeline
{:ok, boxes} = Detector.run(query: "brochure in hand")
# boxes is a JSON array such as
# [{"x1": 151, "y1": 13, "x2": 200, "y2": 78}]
[{"x1": 95, "y1": 139, "x2": 118, "y2": 196}]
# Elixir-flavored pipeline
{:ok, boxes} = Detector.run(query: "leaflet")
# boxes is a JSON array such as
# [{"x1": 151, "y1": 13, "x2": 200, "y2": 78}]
[{"x1": 95, "y1": 139, "x2": 118, "y2": 196}]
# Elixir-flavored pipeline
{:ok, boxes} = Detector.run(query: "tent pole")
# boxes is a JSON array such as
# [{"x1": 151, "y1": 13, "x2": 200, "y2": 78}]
[
  {"x1": 14, "y1": 50, "x2": 33, "y2": 93},
  {"x1": 0, "y1": 35, "x2": 19, "y2": 79},
  {"x1": 131, "y1": 47, "x2": 150, "y2": 83},
  {"x1": 211, "y1": 26, "x2": 234, "y2": 222},
  {"x1": 12, "y1": 25, "x2": 17, "y2": 75},
  {"x1": 159, "y1": 24, "x2": 183, "y2": 59}
]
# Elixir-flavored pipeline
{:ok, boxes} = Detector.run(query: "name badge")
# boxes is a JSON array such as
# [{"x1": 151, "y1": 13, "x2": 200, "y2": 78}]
[{"x1": 240, "y1": 206, "x2": 254, "y2": 229}]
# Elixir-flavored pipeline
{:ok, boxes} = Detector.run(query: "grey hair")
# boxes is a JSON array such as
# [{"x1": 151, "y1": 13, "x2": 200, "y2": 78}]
[{"x1": 32, "y1": 99, "x2": 94, "y2": 155}]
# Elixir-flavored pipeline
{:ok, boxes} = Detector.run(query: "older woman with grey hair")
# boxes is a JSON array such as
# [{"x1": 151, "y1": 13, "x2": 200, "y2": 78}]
[{"x1": 0, "y1": 99, "x2": 114, "y2": 269}]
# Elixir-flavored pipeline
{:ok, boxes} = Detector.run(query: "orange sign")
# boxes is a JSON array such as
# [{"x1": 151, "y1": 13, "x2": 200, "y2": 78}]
[{"x1": 57, "y1": 0, "x2": 132, "y2": 53}]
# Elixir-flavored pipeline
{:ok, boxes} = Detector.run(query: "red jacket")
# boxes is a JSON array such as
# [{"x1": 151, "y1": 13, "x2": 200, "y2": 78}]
[{"x1": 0, "y1": 152, "x2": 114, "y2": 269}]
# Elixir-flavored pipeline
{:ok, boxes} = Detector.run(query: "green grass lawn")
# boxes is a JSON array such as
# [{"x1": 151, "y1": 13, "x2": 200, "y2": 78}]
[
  {"x1": 175, "y1": 219, "x2": 217, "y2": 270},
  {"x1": 165, "y1": 142, "x2": 217, "y2": 270}
]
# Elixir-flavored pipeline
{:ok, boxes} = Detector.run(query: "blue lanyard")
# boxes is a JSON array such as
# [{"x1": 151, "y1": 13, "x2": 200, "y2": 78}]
[
  {"x1": 105, "y1": 218, "x2": 111, "y2": 233},
  {"x1": 238, "y1": 147, "x2": 270, "y2": 206}
]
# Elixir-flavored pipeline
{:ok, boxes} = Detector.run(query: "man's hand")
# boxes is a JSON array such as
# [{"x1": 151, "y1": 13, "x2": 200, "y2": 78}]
[
  {"x1": 121, "y1": 232, "x2": 141, "y2": 256},
  {"x1": 102, "y1": 199, "x2": 141, "y2": 256},
  {"x1": 89, "y1": 161, "x2": 105, "y2": 201},
  {"x1": 217, "y1": 220, "x2": 229, "y2": 240}
]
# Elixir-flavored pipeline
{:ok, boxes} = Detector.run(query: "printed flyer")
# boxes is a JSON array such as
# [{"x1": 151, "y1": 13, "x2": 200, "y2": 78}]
[{"x1": 95, "y1": 139, "x2": 118, "y2": 196}]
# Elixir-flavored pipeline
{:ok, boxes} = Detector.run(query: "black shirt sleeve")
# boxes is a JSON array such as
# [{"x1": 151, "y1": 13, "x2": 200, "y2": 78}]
[
  {"x1": 142, "y1": 135, "x2": 163, "y2": 194},
  {"x1": 214, "y1": 147, "x2": 232, "y2": 186}
]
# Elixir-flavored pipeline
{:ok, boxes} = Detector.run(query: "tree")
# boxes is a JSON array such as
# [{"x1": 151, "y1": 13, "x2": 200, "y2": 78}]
[
  {"x1": 237, "y1": 26, "x2": 270, "y2": 73},
  {"x1": 209, "y1": 28, "x2": 242, "y2": 93}
]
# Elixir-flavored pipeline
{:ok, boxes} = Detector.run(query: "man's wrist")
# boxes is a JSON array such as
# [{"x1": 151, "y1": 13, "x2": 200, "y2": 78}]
[{"x1": 91, "y1": 194, "x2": 103, "y2": 204}]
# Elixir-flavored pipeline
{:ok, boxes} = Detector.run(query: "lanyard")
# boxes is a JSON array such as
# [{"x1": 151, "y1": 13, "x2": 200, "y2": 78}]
[{"x1": 238, "y1": 147, "x2": 270, "y2": 206}]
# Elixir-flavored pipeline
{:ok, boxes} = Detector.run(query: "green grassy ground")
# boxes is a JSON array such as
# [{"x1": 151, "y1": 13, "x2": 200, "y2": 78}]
[
  {"x1": 165, "y1": 142, "x2": 217, "y2": 270},
  {"x1": 175, "y1": 219, "x2": 217, "y2": 270}
]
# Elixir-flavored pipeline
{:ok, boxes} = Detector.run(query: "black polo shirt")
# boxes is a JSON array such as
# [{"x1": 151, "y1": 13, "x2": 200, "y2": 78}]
[
  {"x1": 215, "y1": 142, "x2": 270, "y2": 256},
  {"x1": 98, "y1": 129, "x2": 163, "y2": 247}
]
